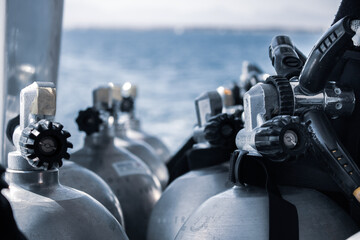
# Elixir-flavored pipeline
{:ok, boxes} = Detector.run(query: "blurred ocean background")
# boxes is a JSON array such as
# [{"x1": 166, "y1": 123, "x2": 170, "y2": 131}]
[{"x1": 56, "y1": 29, "x2": 322, "y2": 154}]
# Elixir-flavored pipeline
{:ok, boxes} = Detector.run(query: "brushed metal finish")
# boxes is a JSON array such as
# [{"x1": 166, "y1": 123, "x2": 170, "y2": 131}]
[
  {"x1": 114, "y1": 126, "x2": 169, "y2": 189},
  {"x1": 147, "y1": 164, "x2": 231, "y2": 240},
  {"x1": 72, "y1": 134, "x2": 162, "y2": 240},
  {"x1": 175, "y1": 186, "x2": 359, "y2": 240},
  {"x1": 60, "y1": 160, "x2": 125, "y2": 226},
  {"x1": 4, "y1": 161, "x2": 128, "y2": 240}
]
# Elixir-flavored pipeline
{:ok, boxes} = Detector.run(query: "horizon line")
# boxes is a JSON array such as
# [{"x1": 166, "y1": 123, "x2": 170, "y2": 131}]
[{"x1": 63, "y1": 25, "x2": 325, "y2": 33}]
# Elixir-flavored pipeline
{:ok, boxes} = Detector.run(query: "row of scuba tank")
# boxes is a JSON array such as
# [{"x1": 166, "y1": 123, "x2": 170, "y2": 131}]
[
  {"x1": 1, "y1": 81, "x2": 170, "y2": 240},
  {"x1": 3, "y1": 16, "x2": 360, "y2": 240}
]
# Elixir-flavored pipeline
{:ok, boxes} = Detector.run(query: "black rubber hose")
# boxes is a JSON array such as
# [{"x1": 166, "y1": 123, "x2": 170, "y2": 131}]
[{"x1": 6, "y1": 115, "x2": 19, "y2": 145}]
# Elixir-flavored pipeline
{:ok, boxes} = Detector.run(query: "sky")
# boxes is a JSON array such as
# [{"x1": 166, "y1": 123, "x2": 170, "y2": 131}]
[{"x1": 63, "y1": 0, "x2": 341, "y2": 30}]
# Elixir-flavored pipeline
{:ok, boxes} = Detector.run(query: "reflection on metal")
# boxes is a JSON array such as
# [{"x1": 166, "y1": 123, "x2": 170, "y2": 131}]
[{"x1": 2, "y1": 0, "x2": 64, "y2": 166}]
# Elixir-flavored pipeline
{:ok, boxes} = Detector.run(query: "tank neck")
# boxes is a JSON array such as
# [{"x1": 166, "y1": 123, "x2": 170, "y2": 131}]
[
  {"x1": 85, "y1": 131, "x2": 114, "y2": 147},
  {"x1": 6, "y1": 151, "x2": 60, "y2": 188},
  {"x1": 113, "y1": 120, "x2": 127, "y2": 138},
  {"x1": 127, "y1": 117, "x2": 140, "y2": 131},
  {"x1": 6, "y1": 168, "x2": 60, "y2": 189},
  {"x1": 116, "y1": 112, "x2": 140, "y2": 131}
]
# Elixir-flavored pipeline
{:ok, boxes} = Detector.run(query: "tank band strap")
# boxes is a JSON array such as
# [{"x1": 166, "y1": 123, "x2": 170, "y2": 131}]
[
  {"x1": 167, "y1": 140, "x2": 231, "y2": 183},
  {"x1": 186, "y1": 146, "x2": 231, "y2": 170},
  {"x1": 230, "y1": 150, "x2": 299, "y2": 240}
]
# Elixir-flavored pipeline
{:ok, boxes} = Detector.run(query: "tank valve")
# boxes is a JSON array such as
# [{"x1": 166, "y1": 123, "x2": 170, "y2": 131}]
[
  {"x1": 254, "y1": 116, "x2": 309, "y2": 161},
  {"x1": 20, "y1": 120, "x2": 72, "y2": 169},
  {"x1": 12, "y1": 82, "x2": 73, "y2": 170},
  {"x1": 204, "y1": 113, "x2": 243, "y2": 149},
  {"x1": 76, "y1": 107, "x2": 103, "y2": 135}
]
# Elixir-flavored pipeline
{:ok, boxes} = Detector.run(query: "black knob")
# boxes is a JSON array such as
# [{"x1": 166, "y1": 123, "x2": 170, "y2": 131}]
[
  {"x1": 255, "y1": 116, "x2": 309, "y2": 162},
  {"x1": 204, "y1": 113, "x2": 243, "y2": 149},
  {"x1": 76, "y1": 107, "x2": 103, "y2": 135},
  {"x1": 120, "y1": 97, "x2": 134, "y2": 113},
  {"x1": 265, "y1": 76, "x2": 294, "y2": 116},
  {"x1": 19, "y1": 120, "x2": 73, "y2": 170},
  {"x1": 231, "y1": 83, "x2": 242, "y2": 105}
]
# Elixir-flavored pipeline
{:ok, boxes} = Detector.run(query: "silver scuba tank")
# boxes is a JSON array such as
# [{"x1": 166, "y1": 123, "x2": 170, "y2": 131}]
[
  {"x1": 4, "y1": 84, "x2": 125, "y2": 226},
  {"x1": 109, "y1": 83, "x2": 169, "y2": 189},
  {"x1": 60, "y1": 160, "x2": 125, "y2": 226},
  {"x1": 120, "y1": 82, "x2": 171, "y2": 163},
  {"x1": 175, "y1": 185, "x2": 358, "y2": 240},
  {"x1": 147, "y1": 164, "x2": 230, "y2": 240},
  {"x1": 71, "y1": 85, "x2": 162, "y2": 240},
  {"x1": 3, "y1": 82, "x2": 128, "y2": 240},
  {"x1": 147, "y1": 91, "x2": 235, "y2": 240}
]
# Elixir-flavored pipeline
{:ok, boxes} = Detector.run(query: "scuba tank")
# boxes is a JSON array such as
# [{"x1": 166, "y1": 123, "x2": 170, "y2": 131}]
[
  {"x1": 147, "y1": 91, "x2": 241, "y2": 240},
  {"x1": 60, "y1": 161, "x2": 125, "y2": 226},
  {"x1": 72, "y1": 85, "x2": 162, "y2": 240},
  {"x1": 177, "y1": 15, "x2": 360, "y2": 239},
  {"x1": 109, "y1": 83, "x2": 169, "y2": 189},
  {"x1": 6, "y1": 115, "x2": 125, "y2": 227},
  {"x1": 3, "y1": 82, "x2": 128, "y2": 240},
  {"x1": 120, "y1": 82, "x2": 171, "y2": 163},
  {"x1": 175, "y1": 161, "x2": 358, "y2": 239}
]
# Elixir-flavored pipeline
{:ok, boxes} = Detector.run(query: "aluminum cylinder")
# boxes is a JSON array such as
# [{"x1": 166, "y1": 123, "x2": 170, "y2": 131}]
[
  {"x1": 175, "y1": 186, "x2": 358, "y2": 240},
  {"x1": 147, "y1": 164, "x2": 231, "y2": 240},
  {"x1": 71, "y1": 133, "x2": 162, "y2": 240}
]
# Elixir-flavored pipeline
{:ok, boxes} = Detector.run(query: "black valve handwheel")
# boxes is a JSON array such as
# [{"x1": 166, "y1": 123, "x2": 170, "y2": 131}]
[{"x1": 20, "y1": 120, "x2": 73, "y2": 170}]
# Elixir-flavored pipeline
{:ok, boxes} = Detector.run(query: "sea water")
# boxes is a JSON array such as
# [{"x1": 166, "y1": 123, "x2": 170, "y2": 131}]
[{"x1": 56, "y1": 29, "x2": 321, "y2": 153}]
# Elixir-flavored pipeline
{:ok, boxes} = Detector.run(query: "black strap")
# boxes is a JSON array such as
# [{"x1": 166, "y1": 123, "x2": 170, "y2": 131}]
[
  {"x1": 167, "y1": 136, "x2": 195, "y2": 183},
  {"x1": 167, "y1": 135, "x2": 232, "y2": 183},
  {"x1": 231, "y1": 150, "x2": 299, "y2": 240},
  {"x1": 187, "y1": 146, "x2": 231, "y2": 170}
]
